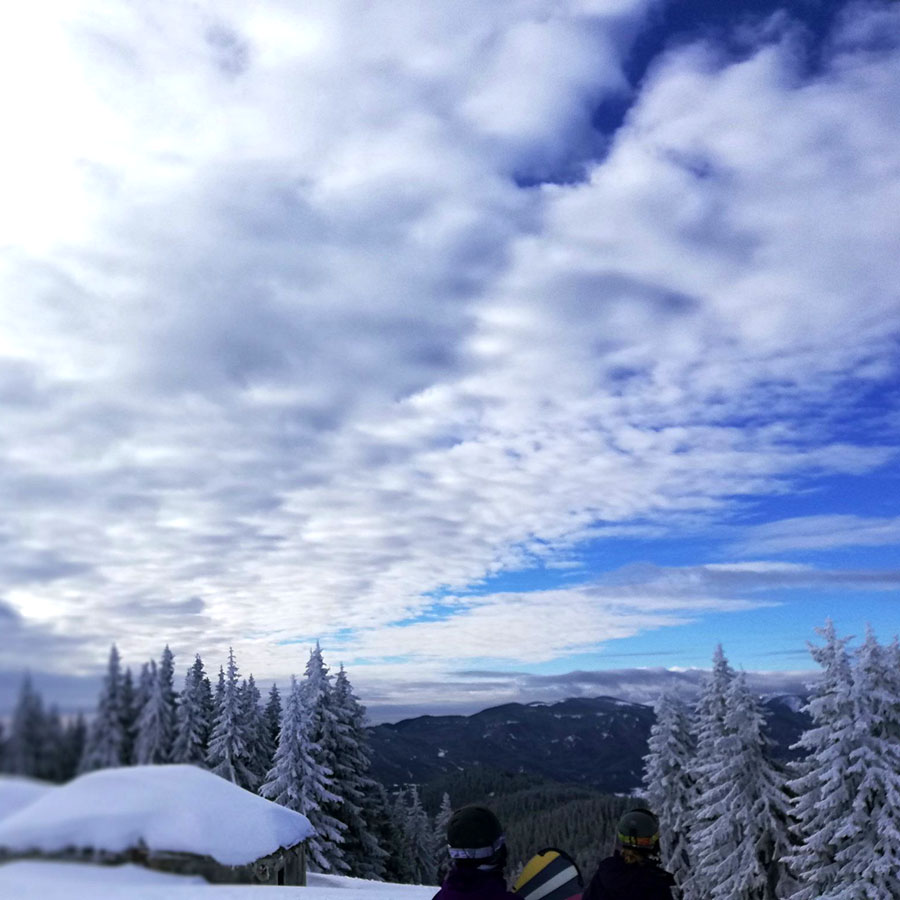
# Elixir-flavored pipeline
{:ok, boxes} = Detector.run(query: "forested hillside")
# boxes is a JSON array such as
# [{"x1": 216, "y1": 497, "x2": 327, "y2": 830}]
[
  {"x1": 369, "y1": 694, "x2": 809, "y2": 794},
  {"x1": 420, "y1": 766, "x2": 635, "y2": 880}
]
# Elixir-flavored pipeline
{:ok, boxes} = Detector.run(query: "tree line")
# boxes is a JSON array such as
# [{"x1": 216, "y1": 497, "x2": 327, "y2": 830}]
[
  {"x1": 643, "y1": 620, "x2": 900, "y2": 900},
  {"x1": 0, "y1": 642, "x2": 452, "y2": 884}
]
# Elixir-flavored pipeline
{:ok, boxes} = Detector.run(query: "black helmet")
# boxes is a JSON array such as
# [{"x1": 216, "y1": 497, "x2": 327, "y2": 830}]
[
  {"x1": 447, "y1": 805, "x2": 506, "y2": 865},
  {"x1": 617, "y1": 808, "x2": 660, "y2": 850}
]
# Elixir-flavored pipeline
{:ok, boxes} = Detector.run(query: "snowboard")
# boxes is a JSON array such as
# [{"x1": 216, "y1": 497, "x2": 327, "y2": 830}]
[{"x1": 513, "y1": 847, "x2": 583, "y2": 900}]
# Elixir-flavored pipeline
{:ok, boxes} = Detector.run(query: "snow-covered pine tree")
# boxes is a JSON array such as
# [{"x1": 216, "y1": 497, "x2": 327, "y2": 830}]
[
  {"x1": 388, "y1": 787, "x2": 418, "y2": 884},
  {"x1": 135, "y1": 661, "x2": 153, "y2": 710},
  {"x1": 80, "y1": 645, "x2": 128, "y2": 772},
  {"x1": 8, "y1": 674, "x2": 48, "y2": 778},
  {"x1": 643, "y1": 690, "x2": 694, "y2": 893},
  {"x1": 214, "y1": 665, "x2": 225, "y2": 709},
  {"x1": 120, "y1": 667, "x2": 137, "y2": 765},
  {"x1": 786, "y1": 620, "x2": 858, "y2": 900},
  {"x1": 263, "y1": 683, "x2": 282, "y2": 768},
  {"x1": 824, "y1": 627, "x2": 900, "y2": 899},
  {"x1": 683, "y1": 645, "x2": 736, "y2": 900},
  {"x1": 300, "y1": 643, "x2": 348, "y2": 873},
  {"x1": 206, "y1": 648, "x2": 255, "y2": 788},
  {"x1": 260, "y1": 675, "x2": 346, "y2": 872},
  {"x1": 134, "y1": 661, "x2": 162, "y2": 764},
  {"x1": 159, "y1": 646, "x2": 177, "y2": 733},
  {"x1": 171, "y1": 655, "x2": 211, "y2": 765},
  {"x1": 690, "y1": 672, "x2": 792, "y2": 900},
  {"x1": 197, "y1": 667, "x2": 214, "y2": 754},
  {"x1": 241, "y1": 674, "x2": 268, "y2": 788},
  {"x1": 134, "y1": 647, "x2": 177, "y2": 765},
  {"x1": 433, "y1": 791, "x2": 453, "y2": 882},
  {"x1": 369, "y1": 782, "x2": 411, "y2": 884},
  {"x1": 330, "y1": 664, "x2": 388, "y2": 880},
  {"x1": 401, "y1": 784, "x2": 437, "y2": 885},
  {"x1": 131, "y1": 661, "x2": 153, "y2": 762}
]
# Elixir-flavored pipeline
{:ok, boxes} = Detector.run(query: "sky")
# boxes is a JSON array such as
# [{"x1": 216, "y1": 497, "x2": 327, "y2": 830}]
[{"x1": 1, "y1": 0, "x2": 899, "y2": 722}]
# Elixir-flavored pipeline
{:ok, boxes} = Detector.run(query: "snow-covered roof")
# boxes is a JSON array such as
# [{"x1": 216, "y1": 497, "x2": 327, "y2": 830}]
[
  {"x1": 0, "y1": 765, "x2": 314, "y2": 867},
  {"x1": 0, "y1": 776, "x2": 56, "y2": 822}
]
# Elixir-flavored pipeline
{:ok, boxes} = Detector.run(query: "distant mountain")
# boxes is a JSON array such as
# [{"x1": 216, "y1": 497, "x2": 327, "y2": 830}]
[{"x1": 367, "y1": 694, "x2": 810, "y2": 794}]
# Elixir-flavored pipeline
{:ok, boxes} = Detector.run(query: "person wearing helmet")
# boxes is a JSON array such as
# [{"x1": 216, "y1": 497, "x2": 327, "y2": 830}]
[
  {"x1": 432, "y1": 804, "x2": 518, "y2": 899},
  {"x1": 581, "y1": 808, "x2": 676, "y2": 900}
]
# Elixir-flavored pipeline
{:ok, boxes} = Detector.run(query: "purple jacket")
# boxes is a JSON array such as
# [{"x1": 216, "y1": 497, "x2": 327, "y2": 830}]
[{"x1": 432, "y1": 867, "x2": 519, "y2": 900}]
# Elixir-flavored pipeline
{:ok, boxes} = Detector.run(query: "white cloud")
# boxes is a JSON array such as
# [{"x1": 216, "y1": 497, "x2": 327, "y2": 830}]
[
  {"x1": 0, "y1": 1, "x2": 898, "y2": 686},
  {"x1": 732, "y1": 515, "x2": 900, "y2": 555}
]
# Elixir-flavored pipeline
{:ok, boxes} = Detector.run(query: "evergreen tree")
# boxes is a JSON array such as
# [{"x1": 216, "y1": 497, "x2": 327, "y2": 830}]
[
  {"x1": 433, "y1": 791, "x2": 454, "y2": 882},
  {"x1": 684, "y1": 645, "x2": 736, "y2": 900},
  {"x1": 134, "y1": 661, "x2": 160, "y2": 763},
  {"x1": 8, "y1": 674, "x2": 48, "y2": 778},
  {"x1": 159, "y1": 646, "x2": 177, "y2": 735},
  {"x1": 133, "y1": 647, "x2": 177, "y2": 765},
  {"x1": 135, "y1": 662, "x2": 153, "y2": 710},
  {"x1": 690, "y1": 672, "x2": 792, "y2": 900},
  {"x1": 263, "y1": 683, "x2": 282, "y2": 770},
  {"x1": 206, "y1": 648, "x2": 255, "y2": 788},
  {"x1": 300, "y1": 643, "x2": 347, "y2": 873},
  {"x1": 134, "y1": 645, "x2": 175, "y2": 765},
  {"x1": 120, "y1": 668, "x2": 137, "y2": 765},
  {"x1": 643, "y1": 691, "x2": 694, "y2": 893},
  {"x1": 171, "y1": 655, "x2": 211, "y2": 765},
  {"x1": 260, "y1": 675, "x2": 346, "y2": 872},
  {"x1": 131, "y1": 661, "x2": 153, "y2": 762},
  {"x1": 403, "y1": 783, "x2": 438, "y2": 885},
  {"x1": 786, "y1": 621, "x2": 857, "y2": 900},
  {"x1": 330, "y1": 664, "x2": 388, "y2": 880},
  {"x1": 825, "y1": 628, "x2": 900, "y2": 898},
  {"x1": 214, "y1": 665, "x2": 225, "y2": 709},
  {"x1": 40, "y1": 706, "x2": 66, "y2": 782},
  {"x1": 389, "y1": 787, "x2": 418, "y2": 884},
  {"x1": 80, "y1": 645, "x2": 128, "y2": 772},
  {"x1": 241, "y1": 674, "x2": 268, "y2": 788},
  {"x1": 370, "y1": 782, "x2": 410, "y2": 884},
  {"x1": 197, "y1": 670, "x2": 214, "y2": 753},
  {"x1": 59, "y1": 714, "x2": 87, "y2": 782}
]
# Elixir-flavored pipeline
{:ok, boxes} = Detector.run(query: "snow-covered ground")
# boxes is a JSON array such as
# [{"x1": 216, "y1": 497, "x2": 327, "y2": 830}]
[
  {"x1": 0, "y1": 862, "x2": 437, "y2": 899},
  {"x1": 0, "y1": 766, "x2": 436, "y2": 898}
]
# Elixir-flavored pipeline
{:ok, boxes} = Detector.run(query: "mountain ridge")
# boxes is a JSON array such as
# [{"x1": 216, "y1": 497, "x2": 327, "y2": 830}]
[{"x1": 367, "y1": 693, "x2": 809, "y2": 794}]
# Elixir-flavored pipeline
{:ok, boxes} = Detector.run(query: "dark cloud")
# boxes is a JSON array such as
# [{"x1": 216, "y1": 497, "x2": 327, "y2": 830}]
[
  {"x1": 0, "y1": 600, "x2": 97, "y2": 683},
  {"x1": 205, "y1": 24, "x2": 250, "y2": 78}
]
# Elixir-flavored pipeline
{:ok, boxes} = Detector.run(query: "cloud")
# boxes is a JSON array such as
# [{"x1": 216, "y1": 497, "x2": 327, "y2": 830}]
[
  {"x1": 0, "y1": 599, "x2": 98, "y2": 675},
  {"x1": 730, "y1": 515, "x2": 900, "y2": 555},
  {"x1": 357, "y1": 666, "x2": 820, "y2": 722},
  {"x1": 0, "y1": 1, "x2": 898, "y2": 682},
  {"x1": 603, "y1": 560, "x2": 900, "y2": 592}
]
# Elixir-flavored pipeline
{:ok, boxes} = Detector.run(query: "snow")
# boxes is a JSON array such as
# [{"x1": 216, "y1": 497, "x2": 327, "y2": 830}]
[
  {"x1": 0, "y1": 861, "x2": 436, "y2": 899},
  {"x1": 0, "y1": 776, "x2": 56, "y2": 821},
  {"x1": 0, "y1": 765, "x2": 313, "y2": 866}
]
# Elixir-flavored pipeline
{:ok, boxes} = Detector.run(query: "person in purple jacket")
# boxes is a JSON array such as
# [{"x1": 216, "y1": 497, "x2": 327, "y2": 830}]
[
  {"x1": 581, "y1": 808, "x2": 675, "y2": 900},
  {"x1": 432, "y1": 804, "x2": 518, "y2": 900}
]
